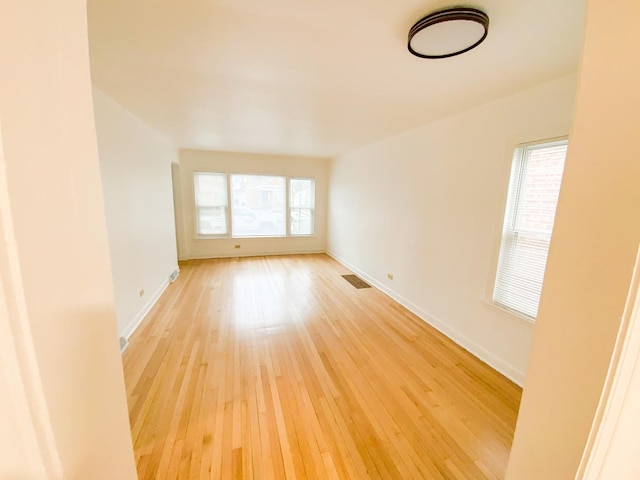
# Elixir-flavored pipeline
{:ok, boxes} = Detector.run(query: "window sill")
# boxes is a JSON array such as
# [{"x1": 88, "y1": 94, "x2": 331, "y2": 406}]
[
  {"x1": 195, "y1": 234, "x2": 227, "y2": 240},
  {"x1": 194, "y1": 234, "x2": 318, "y2": 240},
  {"x1": 233, "y1": 234, "x2": 287, "y2": 239},
  {"x1": 480, "y1": 299, "x2": 536, "y2": 329}
]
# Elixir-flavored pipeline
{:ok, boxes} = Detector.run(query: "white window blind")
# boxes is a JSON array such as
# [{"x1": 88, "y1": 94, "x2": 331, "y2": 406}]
[
  {"x1": 493, "y1": 140, "x2": 568, "y2": 320},
  {"x1": 289, "y1": 178, "x2": 315, "y2": 235},
  {"x1": 230, "y1": 174, "x2": 286, "y2": 237},
  {"x1": 194, "y1": 172, "x2": 228, "y2": 235}
]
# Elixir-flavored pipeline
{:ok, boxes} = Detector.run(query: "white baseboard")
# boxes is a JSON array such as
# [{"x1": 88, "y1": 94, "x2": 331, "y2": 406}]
[
  {"x1": 119, "y1": 268, "x2": 176, "y2": 351},
  {"x1": 326, "y1": 251, "x2": 525, "y2": 386},
  {"x1": 183, "y1": 249, "x2": 325, "y2": 260}
]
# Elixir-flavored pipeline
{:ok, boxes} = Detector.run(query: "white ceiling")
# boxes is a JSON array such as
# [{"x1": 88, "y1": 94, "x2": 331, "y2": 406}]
[{"x1": 88, "y1": 0, "x2": 585, "y2": 158}]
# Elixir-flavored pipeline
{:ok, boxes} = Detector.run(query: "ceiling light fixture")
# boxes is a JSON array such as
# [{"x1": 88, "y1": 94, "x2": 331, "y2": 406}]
[{"x1": 408, "y1": 7, "x2": 489, "y2": 59}]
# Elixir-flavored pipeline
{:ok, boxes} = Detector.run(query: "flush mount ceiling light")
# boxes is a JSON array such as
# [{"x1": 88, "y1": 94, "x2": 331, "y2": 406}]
[{"x1": 408, "y1": 7, "x2": 489, "y2": 59}]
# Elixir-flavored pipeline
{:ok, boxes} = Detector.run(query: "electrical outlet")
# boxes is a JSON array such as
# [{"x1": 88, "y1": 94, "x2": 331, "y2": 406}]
[
  {"x1": 387, "y1": 273, "x2": 394, "y2": 280},
  {"x1": 139, "y1": 289, "x2": 144, "y2": 297},
  {"x1": 234, "y1": 244, "x2": 241, "y2": 249}
]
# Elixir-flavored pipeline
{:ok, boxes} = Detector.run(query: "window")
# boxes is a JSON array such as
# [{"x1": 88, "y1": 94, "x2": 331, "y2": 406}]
[
  {"x1": 230, "y1": 174, "x2": 286, "y2": 237},
  {"x1": 493, "y1": 140, "x2": 568, "y2": 320},
  {"x1": 290, "y1": 178, "x2": 315, "y2": 235},
  {"x1": 194, "y1": 172, "x2": 228, "y2": 236},
  {"x1": 193, "y1": 172, "x2": 316, "y2": 239}
]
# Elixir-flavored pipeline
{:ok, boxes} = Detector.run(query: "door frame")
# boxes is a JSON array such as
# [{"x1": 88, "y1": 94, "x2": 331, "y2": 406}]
[{"x1": 576, "y1": 244, "x2": 640, "y2": 478}]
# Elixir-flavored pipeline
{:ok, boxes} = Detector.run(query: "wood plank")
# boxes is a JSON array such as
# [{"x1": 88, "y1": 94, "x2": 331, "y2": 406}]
[{"x1": 123, "y1": 254, "x2": 522, "y2": 479}]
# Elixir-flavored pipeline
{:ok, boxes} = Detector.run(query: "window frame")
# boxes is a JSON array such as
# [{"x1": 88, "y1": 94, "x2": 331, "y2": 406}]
[
  {"x1": 489, "y1": 137, "x2": 569, "y2": 322},
  {"x1": 192, "y1": 172, "x2": 317, "y2": 240}
]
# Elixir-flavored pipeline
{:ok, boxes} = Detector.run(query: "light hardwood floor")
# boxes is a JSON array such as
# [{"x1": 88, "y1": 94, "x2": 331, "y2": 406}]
[{"x1": 123, "y1": 254, "x2": 522, "y2": 480}]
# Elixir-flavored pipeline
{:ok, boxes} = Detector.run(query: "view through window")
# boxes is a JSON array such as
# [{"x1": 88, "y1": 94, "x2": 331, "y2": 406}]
[
  {"x1": 231, "y1": 175, "x2": 286, "y2": 237},
  {"x1": 290, "y1": 178, "x2": 315, "y2": 235}
]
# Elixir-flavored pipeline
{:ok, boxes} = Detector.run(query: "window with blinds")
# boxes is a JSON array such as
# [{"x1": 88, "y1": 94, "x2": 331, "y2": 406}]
[
  {"x1": 194, "y1": 172, "x2": 228, "y2": 236},
  {"x1": 493, "y1": 140, "x2": 568, "y2": 320}
]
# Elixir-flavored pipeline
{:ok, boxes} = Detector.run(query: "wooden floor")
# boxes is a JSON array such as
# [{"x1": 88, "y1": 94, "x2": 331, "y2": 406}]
[{"x1": 123, "y1": 254, "x2": 522, "y2": 480}]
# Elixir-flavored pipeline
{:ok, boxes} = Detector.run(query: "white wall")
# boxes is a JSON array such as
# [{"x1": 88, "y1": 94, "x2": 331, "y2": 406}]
[
  {"x1": 327, "y1": 74, "x2": 577, "y2": 385},
  {"x1": 506, "y1": 0, "x2": 640, "y2": 476},
  {"x1": 93, "y1": 88, "x2": 179, "y2": 340},
  {"x1": 0, "y1": 1, "x2": 137, "y2": 478},
  {"x1": 178, "y1": 149, "x2": 328, "y2": 259}
]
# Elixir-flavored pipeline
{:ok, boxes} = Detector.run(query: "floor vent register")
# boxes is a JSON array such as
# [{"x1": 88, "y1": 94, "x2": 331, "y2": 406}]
[{"x1": 341, "y1": 274, "x2": 372, "y2": 289}]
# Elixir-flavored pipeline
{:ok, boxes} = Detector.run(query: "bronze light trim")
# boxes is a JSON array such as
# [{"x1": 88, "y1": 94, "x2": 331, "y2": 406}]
[{"x1": 408, "y1": 7, "x2": 489, "y2": 59}]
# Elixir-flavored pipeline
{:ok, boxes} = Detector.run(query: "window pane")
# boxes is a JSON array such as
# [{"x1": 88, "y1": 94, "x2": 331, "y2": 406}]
[
  {"x1": 494, "y1": 141, "x2": 567, "y2": 319},
  {"x1": 290, "y1": 208, "x2": 313, "y2": 235},
  {"x1": 194, "y1": 173, "x2": 227, "y2": 235},
  {"x1": 231, "y1": 175, "x2": 285, "y2": 237},
  {"x1": 290, "y1": 178, "x2": 315, "y2": 235},
  {"x1": 514, "y1": 144, "x2": 567, "y2": 235},
  {"x1": 290, "y1": 178, "x2": 314, "y2": 208}
]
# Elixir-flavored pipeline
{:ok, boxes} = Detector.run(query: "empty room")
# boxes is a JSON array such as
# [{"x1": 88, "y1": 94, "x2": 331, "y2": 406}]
[{"x1": 2, "y1": 1, "x2": 640, "y2": 480}]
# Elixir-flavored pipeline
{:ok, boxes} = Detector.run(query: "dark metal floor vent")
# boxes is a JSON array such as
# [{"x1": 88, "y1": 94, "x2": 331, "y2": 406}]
[{"x1": 341, "y1": 274, "x2": 371, "y2": 289}]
